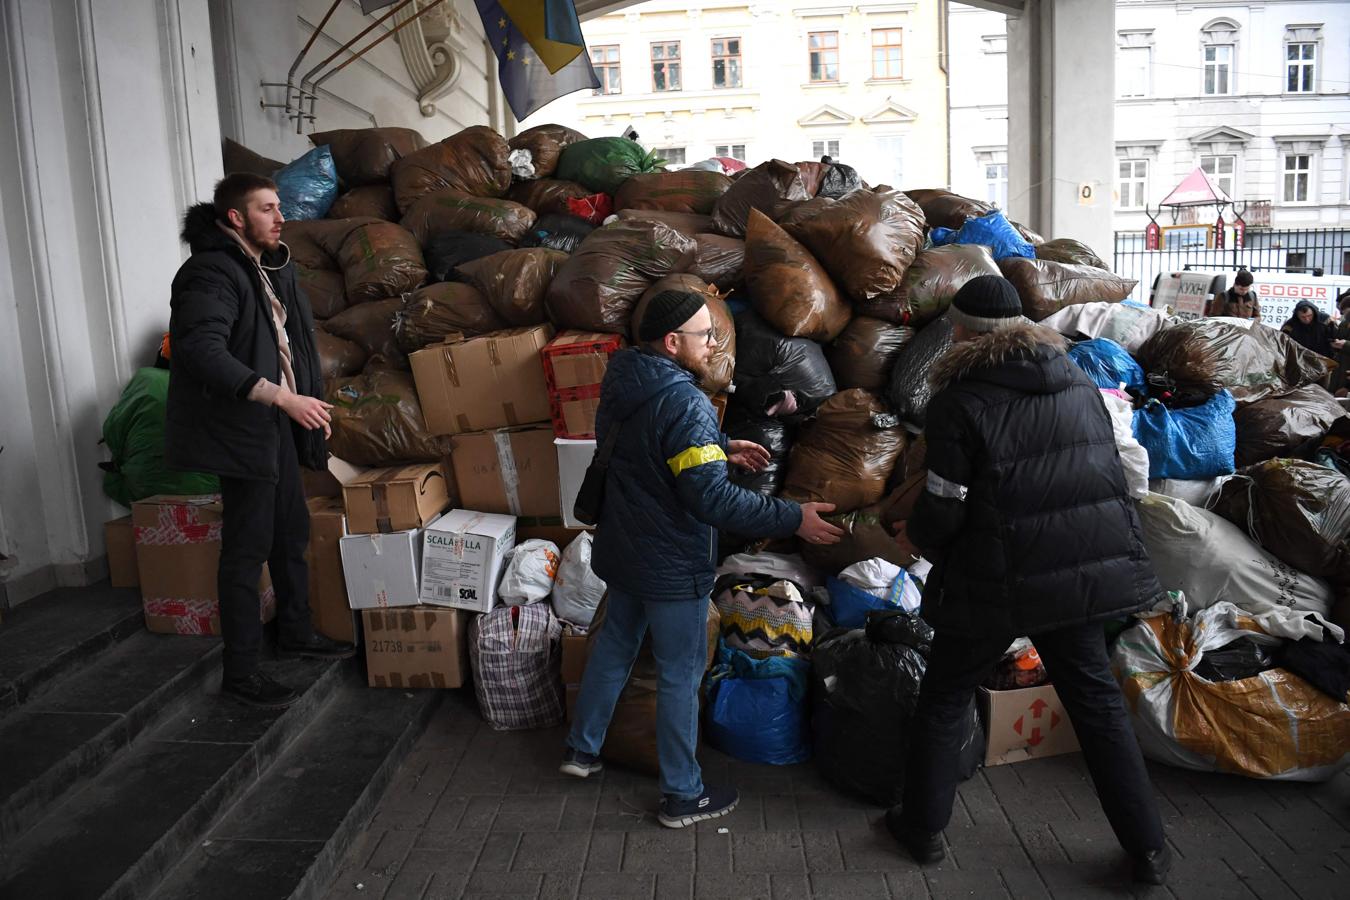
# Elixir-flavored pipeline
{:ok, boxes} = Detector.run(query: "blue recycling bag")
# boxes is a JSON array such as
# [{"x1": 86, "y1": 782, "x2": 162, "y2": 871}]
[
  {"x1": 825, "y1": 575, "x2": 906, "y2": 629},
  {"x1": 929, "y1": 210, "x2": 1036, "y2": 261},
  {"x1": 274, "y1": 145, "x2": 338, "y2": 221},
  {"x1": 705, "y1": 643, "x2": 810, "y2": 765},
  {"x1": 1132, "y1": 389, "x2": 1237, "y2": 480},
  {"x1": 1068, "y1": 338, "x2": 1146, "y2": 392}
]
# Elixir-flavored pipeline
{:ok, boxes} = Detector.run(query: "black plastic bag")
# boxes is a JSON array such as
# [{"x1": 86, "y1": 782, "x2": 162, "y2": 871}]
[
  {"x1": 817, "y1": 159, "x2": 863, "y2": 200},
  {"x1": 518, "y1": 213, "x2": 594, "y2": 254},
  {"x1": 423, "y1": 230, "x2": 512, "y2": 283},
  {"x1": 731, "y1": 310, "x2": 836, "y2": 420},
  {"x1": 1194, "y1": 637, "x2": 1277, "y2": 683},
  {"x1": 723, "y1": 401, "x2": 794, "y2": 496},
  {"x1": 886, "y1": 315, "x2": 955, "y2": 428}
]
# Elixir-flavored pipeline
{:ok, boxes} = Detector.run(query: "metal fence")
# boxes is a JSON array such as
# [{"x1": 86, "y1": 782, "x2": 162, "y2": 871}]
[{"x1": 1113, "y1": 227, "x2": 1350, "y2": 304}]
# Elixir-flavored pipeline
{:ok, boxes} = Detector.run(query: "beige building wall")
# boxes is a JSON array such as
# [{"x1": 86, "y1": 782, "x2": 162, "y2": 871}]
[{"x1": 521, "y1": 1, "x2": 950, "y2": 189}]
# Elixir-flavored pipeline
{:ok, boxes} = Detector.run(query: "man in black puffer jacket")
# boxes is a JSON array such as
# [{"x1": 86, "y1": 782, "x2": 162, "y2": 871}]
[
  {"x1": 886, "y1": 276, "x2": 1171, "y2": 885},
  {"x1": 168, "y1": 173, "x2": 354, "y2": 709}
]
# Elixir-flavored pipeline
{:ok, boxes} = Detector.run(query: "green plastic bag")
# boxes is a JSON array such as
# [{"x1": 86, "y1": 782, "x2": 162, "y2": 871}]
[
  {"x1": 102, "y1": 368, "x2": 218, "y2": 507},
  {"x1": 555, "y1": 138, "x2": 665, "y2": 196}
]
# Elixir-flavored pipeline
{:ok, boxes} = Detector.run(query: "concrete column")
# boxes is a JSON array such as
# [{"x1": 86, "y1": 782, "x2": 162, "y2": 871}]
[{"x1": 1006, "y1": 0, "x2": 1115, "y2": 256}]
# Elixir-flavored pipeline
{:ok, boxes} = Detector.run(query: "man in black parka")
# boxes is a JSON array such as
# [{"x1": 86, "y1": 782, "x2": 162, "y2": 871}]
[
  {"x1": 886, "y1": 276, "x2": 1171, "y2": 885},
  {"x1": 167, "y1": 173, "x2": 353, "y2": 708}
]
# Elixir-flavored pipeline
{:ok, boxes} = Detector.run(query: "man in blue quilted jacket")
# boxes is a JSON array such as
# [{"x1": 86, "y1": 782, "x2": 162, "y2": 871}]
[{"x1": 560, "y1": 290, "x2": 843, "y2": 828}]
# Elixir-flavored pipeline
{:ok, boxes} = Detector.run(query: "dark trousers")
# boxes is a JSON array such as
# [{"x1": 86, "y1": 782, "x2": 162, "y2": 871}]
[
  {"x1": 218, "y1": 417, "x2": 315, "y2": 680},
  {"x1": 902, "y1": 622, "x2": 1166, "y2": 857}
]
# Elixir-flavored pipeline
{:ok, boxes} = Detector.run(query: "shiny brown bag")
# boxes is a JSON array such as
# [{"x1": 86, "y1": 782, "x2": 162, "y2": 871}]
[
  {"x1": 743, "y1": 209, "x2": 850, "y2": 342},
  {"x1": 393, "y1": 282, "x2": 504, "y2": 353},
  {"x1": 390, "y1": 125, "x2": 512, "y2": 213},
  {"x1": 457, "y1": 248, "x2": 568, "y2": 326},
  {"x1": 780, "y1": 389, "x2": 908, "y2": 514}
]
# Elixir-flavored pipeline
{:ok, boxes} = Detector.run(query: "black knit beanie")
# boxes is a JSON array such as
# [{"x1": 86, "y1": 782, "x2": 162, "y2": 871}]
[
  {"x1": 948, "y1": 275, "x2": 1027, "y2": 333},
  {"x1": 637, "y1": 290, "x2": 706, "y2": 341}
]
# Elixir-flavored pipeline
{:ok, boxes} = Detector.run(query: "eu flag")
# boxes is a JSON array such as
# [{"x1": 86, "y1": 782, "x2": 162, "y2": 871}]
[{"x1": 476, "y1": 0, "x2": 599, "y2": 122}]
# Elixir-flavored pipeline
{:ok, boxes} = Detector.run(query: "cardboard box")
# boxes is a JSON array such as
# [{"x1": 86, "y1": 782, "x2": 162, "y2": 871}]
[
  {"x1": 410, "y1": 325, "x2": 554, "y2": 435},
  {"x1": 420, "y1": 509, "x2": 516, "y2": 612},
  {"x1": 342, "y1": 462, "x2": 452, "y2": 535},
  {"x1": 541, "y1": 330, "x2": 625, "y2": 391},
  {"x1": 132, "y1": 495, "x2": 275, "y2": 635},
  {"x1": 306, "y1": 498, "x2": 357, "y2": 644},
  {"x1": 555, "y1": 438, "x2": 597, "y2": 530},
  {"x1": 549, "y1": 385, "x2": 602, "y2": 440},
  {"x1": 561, "y1": 632, "x2": 589, "y2": 684},
  {"x1": 452, "y1": 426, "x2": 562, "y2": 519},
  {"x1": 363, "y1": 607, "x2": 469, "y2": 688},
  {"x1": 979, "y1": 683, "x2": 1080, "y2": 766},
  {"x1": 339, "y1": 524, "x2": 429, "y2": 609},
  {"x1": 105, "y1": 516, "x2": 139, "y2": 588}
]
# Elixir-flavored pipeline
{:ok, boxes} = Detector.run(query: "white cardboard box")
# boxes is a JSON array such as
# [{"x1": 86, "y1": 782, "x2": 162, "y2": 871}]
[
  {"x1": 420, "y1": 509, "x2": 517, "y2": 613},
  {"x1": 338, "y1": 523, "x2": 430, "y2": 610},
  {"x1": 555, "y1": 438, "x2": 597, "y2": 530}
]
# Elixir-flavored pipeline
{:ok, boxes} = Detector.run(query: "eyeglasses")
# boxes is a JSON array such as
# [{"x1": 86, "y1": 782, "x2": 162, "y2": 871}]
[{"x1": 673, "y1": 327, "x2": 715, "y2": 344}]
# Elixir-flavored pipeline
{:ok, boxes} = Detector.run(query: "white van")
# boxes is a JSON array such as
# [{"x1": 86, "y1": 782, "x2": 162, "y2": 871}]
[{"x1": 1151, "y1": 270, "x2": 1350, "y2": 323}]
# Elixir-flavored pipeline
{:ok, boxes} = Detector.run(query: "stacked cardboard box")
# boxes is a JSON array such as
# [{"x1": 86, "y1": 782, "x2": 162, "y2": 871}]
[
  {"x1": 540, "y1": 331, "x2": 625, "y2": 440},
  {"x1": 410, "y1": 325, "x2": 555, "y2": 436}
]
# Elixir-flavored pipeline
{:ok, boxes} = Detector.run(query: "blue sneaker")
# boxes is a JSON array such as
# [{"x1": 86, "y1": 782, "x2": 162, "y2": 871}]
[
  {"x1": 658, "y1": 785, "x2": 738, "y2": 829},
  {"x1": 559, "y1": 748, "x2": 604, "y2": 778}
]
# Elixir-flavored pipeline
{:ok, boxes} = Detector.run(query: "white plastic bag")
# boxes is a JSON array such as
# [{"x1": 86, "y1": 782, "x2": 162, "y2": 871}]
[
  {"x1": 715, "y1": 552, "x2": 824, "y2": 589},
  {"x1": 1039, "y1": 301, "x2": 1167, "y2": 353},
  {"x1": 508, "y1": 148, "x2": 535, "y2": 180},
  {"x1": 551, "y1": 532, "x2": 606, "y2": 627},
  {"x1": 1100, "y1": 389, "x2": 1149, "y2": 500},
  {"x1": 497, "y1": 539, "x2": 561, "y2": 606},
  {"x1": 1147, "y1": 476, "x2": 1230, "y2": 508},
  {"x1": 838, "y1": 557, "x2": 922, "y2": 613}
]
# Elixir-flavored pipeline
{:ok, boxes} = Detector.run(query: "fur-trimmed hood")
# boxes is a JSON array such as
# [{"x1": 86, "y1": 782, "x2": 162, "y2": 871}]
[
  {"x1": 929, "y1": 322, "x2": 1072, "y2": 394},
  {"x1": 180, "y1": 202, "x2": 291, "y2": 268}
]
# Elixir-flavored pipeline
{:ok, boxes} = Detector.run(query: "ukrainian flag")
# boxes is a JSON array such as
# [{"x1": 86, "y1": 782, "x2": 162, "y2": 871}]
[{"x1": 475, "y1": 0, "x2": 599, "y2": 121}]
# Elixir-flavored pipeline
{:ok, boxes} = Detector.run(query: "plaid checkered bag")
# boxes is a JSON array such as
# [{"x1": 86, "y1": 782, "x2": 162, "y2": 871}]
[{"x1": 469, "y1": 602, "x2": 565, "y2": 731}]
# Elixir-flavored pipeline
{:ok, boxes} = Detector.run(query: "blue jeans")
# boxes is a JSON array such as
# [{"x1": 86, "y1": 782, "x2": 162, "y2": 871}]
[{"x1": 567, "y1": 589, "x2": 709, "y2": 800}]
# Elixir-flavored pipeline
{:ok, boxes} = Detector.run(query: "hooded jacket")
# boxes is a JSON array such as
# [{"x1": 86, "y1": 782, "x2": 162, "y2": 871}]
[
  {"x1": 165, "y1": 203, "x2": 326, "y2": 480},
  {"x1": 591, "y1": 347, "x2": 802, "y2": 602},
  {"x1": 1281, "y1": 300, "x2": 1337, "y2": 357},
  {"x1": 908, "y1": 323, "x2": 1162, "y2": 638}
]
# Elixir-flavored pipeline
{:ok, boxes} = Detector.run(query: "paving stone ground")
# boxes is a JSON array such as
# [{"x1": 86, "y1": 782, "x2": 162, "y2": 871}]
[{"x1": 326, "y1": 690, "x2": 1350, "y2": 900}]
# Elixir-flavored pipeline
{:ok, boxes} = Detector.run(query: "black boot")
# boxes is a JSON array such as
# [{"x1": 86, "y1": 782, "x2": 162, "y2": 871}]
[
  {"x1": 885, "y1": 805, "x2": 946, "y2": 864},
  {"x1": 222, "y1": 671, "x2": 300, "y2": 708},
  {"x1": 278, "y1": 633, "x2": 357, "y2": 660},
  {"x1": 1132, "y1": 845, "x2": 1173, "y2": 885}
]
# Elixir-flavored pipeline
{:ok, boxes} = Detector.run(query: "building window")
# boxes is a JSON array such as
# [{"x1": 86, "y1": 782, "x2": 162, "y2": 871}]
[
  {"x1": 808, "y1": 32, "x2": 839, "y2": 83},
  {"x1": 714, "y1": 144, "x2": 746, "y2": 161},
  {"x1": 1286, "y1": 43, "x2": 1316, "y2": 93},
  {"x1": 651, "y1": 42, "x2": 681, "y2": 92},
  {"x1": 712, "y1": 37, "x2": 742, "y2": 89},
  {"x1": 812, "y1": 139, "x2": 841, "y2": 160},
  {"x1": 591, "y1": 45, "x2": 621, "y2": 95},
  {"x1": 1200, "y1": 155, "x2": 1235, "y2": 198},
  {"x1": 872, "y1": 135, "x2": 904, "y2": 187},
  {"x1": 1203, "y1": 44, "x2": 1232, "y2": 95},
  {"x1": 657, "y1": 148, "x2": 686, "y2": 166},
  {"x1": 1286, "y1": 251, "x2": 1308, "y2": 273},
  {"x1": 871, "y1": 28, "x2": 904, "y2": 80},
  {"x1": 1116, "y1": 47, "x2": 1151, "y2": 98},
  {"x1": 985, "y1": 163, "x2": 1009, "y2": 209},
  {"x1": 1117, "y1": 159, "x2": 1148, "y2": 210},
  {"x1": 1282, "y1": 154, "x2": 1311, "y2": 203}
]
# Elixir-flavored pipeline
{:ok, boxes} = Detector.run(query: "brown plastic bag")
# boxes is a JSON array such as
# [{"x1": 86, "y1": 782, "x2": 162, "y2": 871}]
[
  {"x1": 615, "y1": 208, "x2": 712, "y2": 240},
  {"x1": 998, "y1": 257, "x2": 1136, "y2": 322},
  {"x1": 689, "y1": 234, "x2": 745, "y2": 290},
  {"x1": 827, "y1": 317, "x2": 915, "y2": 391},
  {"x1": 1036, "y1": 238, "x2": 1108, "y2": 270},
  {"x1": 298, "y1": 266, "x2": 347, "y2": 320},
  {"x1": 394, "y1": 282, "x2": 504, "y2": 353},
  {"x1": 311, "y1": 126, "x2": 427, "y2": 186},
  {"x1": 400, "y1": 190, "x2": 536, "y2": 246},
  {"x1": 1212, "y1": 458, "x2": 1350, "y2": 577},
  {"x1": 326, "y1": 368, "x2": 453, "y2": 466},
  {"x1": 903, "y1": 188, "x2": 992, "y2": 230},
  {"x1": 328, "y1": 185, "x2": 398, "y2": 221},
  {"x1": 390, "y1": 125, "x2": 512, "y2": 213},
  {"x1": 794, "y1": 161, "x2": 827, "y2": 198},
  {"x1": 315, "y1": 326, "x2": 368, "y2": 379},
  {"x1": 323, "y1": 297, "x2": 406, "y2": 369},
  {"x1": 631, "y1": 274, "x2": 736, "y2": 394},
  {"x1": 614, "y1": 170, "x2": 733, "y2": 215},
  {"x1": 773, "y1": 196, "x2": 835, "y2": 230},
  {"x1": 509, "y1": 123, "x2": 588, "y2": 179},
  {"x1": 1231, "y1": 385, "x2": 1347, "y2": 466},
  {"x1": 337, "y1": 223, "x2": 428, "y2": 303},
  {"x1": 1137, "y1": 319, "x2": 1331, "y2": 402},
  {"x1": 860, "y1": 244, "x2": 1001, "y2": 327},
  {"x1": 282, "y1": 217, "x2": 379, "y2": 270},
  {"x1": 456, "y1": 248, "x2": 567, "y2": 326},
  {"x1": 222, "y1": 137, "x2": 282, "y2": 177},
  {"x1": 743, "y1": 209, "x2": 850, "y2": 342},
  {"x1": 799, "y1": 483, "x2": 913, "y2": 572},
  {"x1": 788, "y1": 189, "x2": 926, "y2": 302},
  {"x1": 506, "y1": 178, "x2": 592, "y2": 216},
  {"x1": 780, "y1": 389, "x2": 908, "y2": 514},
  {"x1": 710, "y1": 159, "x2": 810, "y2": 238},
  {"x1": 545, "y1": 221, "x2": 696, "y2": 334}
]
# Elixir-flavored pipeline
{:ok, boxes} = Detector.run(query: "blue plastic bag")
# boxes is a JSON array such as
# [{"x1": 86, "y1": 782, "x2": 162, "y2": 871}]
[
  {"x1": 929, "y1": 210, "x2": 1036, "y2": 261},
  {"x1": 705, "y1": 643, "x2": 810, "y2": 765},
  {"x1": 1132, "y1": 390, "x2": 1237, "y2": 480},
  {"x1": 1068, "y1": 338, "x2": 1145, "y2": 393},
  {"x1": 825, "y1": 575, "x2": 908, "y2": 629},
  {"x1": 274, "y1": 145, "x2": 338, "y2": 221}
]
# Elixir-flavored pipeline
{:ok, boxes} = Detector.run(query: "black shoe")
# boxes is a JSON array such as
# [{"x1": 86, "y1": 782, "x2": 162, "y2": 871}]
[
  {"x1": 221, "y1": 671, "x2": 299, "y2": 708},
  {"x1": 658, "y1": 785, "x2": 738, "y2": 829},
  {"x1": 1132, "y1": 845, "x2": 1173, "y2": 885},
  {"x1": 885, "y1": 805, "x2": 946, "y2": 865},
  {"x1": 559, "y1": 748, "x2": 604, "y2": 778},
  {"x1": 277, "y1": 633, "x2": 356, "y2": 660}
]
